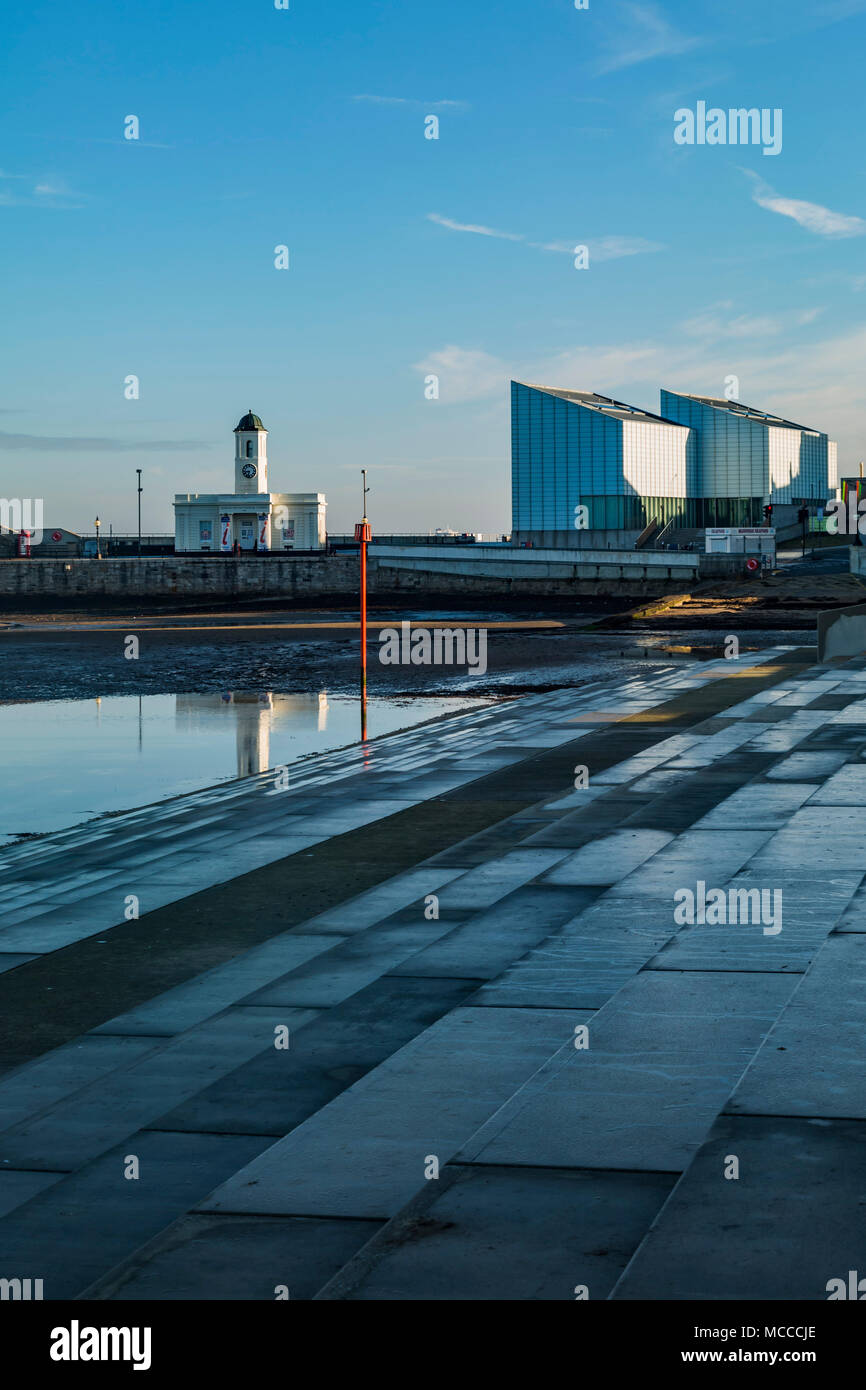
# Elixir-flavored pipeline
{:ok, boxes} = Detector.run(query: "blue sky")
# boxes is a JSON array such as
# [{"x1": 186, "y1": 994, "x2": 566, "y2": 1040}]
[{"x1": 3, "y1": 0, "x2": 866, "y2": 534}]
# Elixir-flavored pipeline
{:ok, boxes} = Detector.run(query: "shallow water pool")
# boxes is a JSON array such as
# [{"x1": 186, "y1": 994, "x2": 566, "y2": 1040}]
[{"x1": 0, "y1": 690, "x2": 493, "y2": 842}]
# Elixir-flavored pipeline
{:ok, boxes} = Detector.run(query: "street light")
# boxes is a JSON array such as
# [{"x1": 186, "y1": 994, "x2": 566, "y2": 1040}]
[
  {"x1": 94, "y1": 515, "x2": 101, "y2": 559},
  {"x1": 136, "y1": 469, "x2": 142, "y2": 557}
]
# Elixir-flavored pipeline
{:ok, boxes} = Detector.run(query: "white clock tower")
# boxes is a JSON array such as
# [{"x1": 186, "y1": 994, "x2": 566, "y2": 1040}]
[
  {"x1": 234, "y1": 410, "x2": 269, "y2": 494},
  {"x1": 174, "y1": 407, "x2": 327, "y2": 553}
]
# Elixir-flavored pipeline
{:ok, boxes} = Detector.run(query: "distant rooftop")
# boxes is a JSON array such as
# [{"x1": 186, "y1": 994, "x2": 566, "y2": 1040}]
[
  {"x1": 663, "y1": 390, "x2": 821, "y2": 436},
  {"x1": 515, "y1": 382, "x2": 686, "y2": 429}
]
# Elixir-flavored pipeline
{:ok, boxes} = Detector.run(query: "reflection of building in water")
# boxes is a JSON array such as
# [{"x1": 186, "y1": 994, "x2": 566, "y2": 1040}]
[{"x1": 175, "y1": 692, "x2": 330, "y2": 778}]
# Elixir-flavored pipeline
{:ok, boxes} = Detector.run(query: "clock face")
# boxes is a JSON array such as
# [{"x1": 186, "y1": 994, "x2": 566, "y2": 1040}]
[{"x1": 242, "y1": 462, "x2": 257, "y2": 479}]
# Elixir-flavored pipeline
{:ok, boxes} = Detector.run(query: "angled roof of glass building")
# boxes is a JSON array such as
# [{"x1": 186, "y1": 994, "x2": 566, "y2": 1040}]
[
  {"x1": 663, "y1": 391, "x2": 822, "y2": 436},
  {"x1": 517, "y1": 383, "x2": 680, "y2": 427}
]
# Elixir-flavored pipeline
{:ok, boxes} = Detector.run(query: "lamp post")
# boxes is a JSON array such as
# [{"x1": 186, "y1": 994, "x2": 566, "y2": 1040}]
[
  {"x1": 94, "y1": 516, "x2": 101, "y2": 559},
  {"x1": 354, "y1": 469, "x2": 371, "y2": 740},
  {"x1": 136, "y1": 469, "x2": 142, "y2": 557}
]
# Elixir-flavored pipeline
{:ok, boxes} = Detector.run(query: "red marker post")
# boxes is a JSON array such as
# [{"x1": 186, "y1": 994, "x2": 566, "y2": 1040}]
[{"x1": 355, "y1": 470, "x2": 371, "y2": 740}]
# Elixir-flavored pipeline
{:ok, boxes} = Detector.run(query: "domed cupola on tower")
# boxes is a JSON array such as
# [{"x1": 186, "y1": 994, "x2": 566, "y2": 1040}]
[{"x1": 234, "y1": 410, "x2": 268, "y2": 494}]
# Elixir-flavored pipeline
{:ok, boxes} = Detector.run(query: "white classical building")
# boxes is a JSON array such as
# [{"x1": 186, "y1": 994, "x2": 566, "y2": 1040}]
[{"x1": 174, "y1": 411, "x2": 327, "y2": 552}]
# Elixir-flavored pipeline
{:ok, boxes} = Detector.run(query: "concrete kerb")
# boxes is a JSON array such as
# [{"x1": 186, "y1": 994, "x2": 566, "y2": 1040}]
[{"x1": 817, "y1": 602, "x2": 866, "y2": 662}]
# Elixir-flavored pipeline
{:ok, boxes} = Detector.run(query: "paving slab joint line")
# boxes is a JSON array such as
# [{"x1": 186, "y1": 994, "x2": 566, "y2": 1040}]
[
  {"x1": 604, "y1": 1149, "x2": 722, "y2": 1303},
  {"x1": 313, "y1": 1163, "x2": 468, "y2": 1300},
  {"x1": 450, "y1": 1027, "x2": 580, "y2": 1166},
  {"x1": 78, "y1": 1211, "x2": 385, "y2": 1303}
]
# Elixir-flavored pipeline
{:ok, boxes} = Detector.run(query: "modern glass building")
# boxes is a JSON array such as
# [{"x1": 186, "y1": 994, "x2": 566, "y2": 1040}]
[
  {"x1": 511, "y1": 382, "x2": 696, "y2": 540},
  {"x1": 660, "y1": 391, "x2": 831, "y2": 516},
  {"x1": 512, "y1": 380, "x2": 834, "y2": 544}
]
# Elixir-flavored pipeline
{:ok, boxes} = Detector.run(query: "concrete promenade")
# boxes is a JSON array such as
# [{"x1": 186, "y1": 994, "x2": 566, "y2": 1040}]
[{"x1": 1, "y1": 645, "x2": 865, "y2": 1300}]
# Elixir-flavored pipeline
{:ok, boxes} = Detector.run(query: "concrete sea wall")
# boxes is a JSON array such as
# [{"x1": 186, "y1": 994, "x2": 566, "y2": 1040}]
[
  {"x1": 0, "y1": 546, "x2": 743, "y2": 606},
  {"x1": 0, "y1": 556, "x2": 359, "y2": 603}
]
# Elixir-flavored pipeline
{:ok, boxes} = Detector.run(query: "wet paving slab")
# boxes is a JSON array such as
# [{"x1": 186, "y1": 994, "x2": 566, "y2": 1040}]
[
  {"x1": 459, "y1": 970, "x2": 798, "y2": 1174},
  {"x1": 611, "y1": 1115, "x2": 866, "y2": 1301}
]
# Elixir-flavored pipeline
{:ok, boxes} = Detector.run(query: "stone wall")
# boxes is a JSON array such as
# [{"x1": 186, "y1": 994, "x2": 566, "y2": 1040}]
[
  {"x1": 0, "y1": 549, "x2": 741, "y2": 606},
  {"x1": 0, "y1": 556, "x2": 359, "y2": 603}
]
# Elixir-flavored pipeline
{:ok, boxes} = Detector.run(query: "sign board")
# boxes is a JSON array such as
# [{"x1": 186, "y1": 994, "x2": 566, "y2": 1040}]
[
  {"x1": 705, "y1": 527, "x2": 775, "y2": 537},
  {"x1": 705, "y1": 527, "x2": 776, "y2": 557}
]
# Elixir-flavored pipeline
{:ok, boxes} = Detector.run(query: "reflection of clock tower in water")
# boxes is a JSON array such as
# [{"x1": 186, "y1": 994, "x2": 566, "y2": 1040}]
[{"x1": 234, "y1": 410, "x2": 268, "y2": 494}]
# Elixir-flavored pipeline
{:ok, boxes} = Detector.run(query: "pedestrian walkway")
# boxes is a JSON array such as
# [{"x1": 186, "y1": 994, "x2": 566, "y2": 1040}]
[{"x1": 1, "y1": 643, "x2": 864, "y2": 1300}]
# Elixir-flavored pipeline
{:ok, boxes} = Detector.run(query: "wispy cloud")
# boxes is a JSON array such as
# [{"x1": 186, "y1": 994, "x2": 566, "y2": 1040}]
[
  {"x1": 679, "y1": 305, "x2": 824, "y2": 339},
  {"x1": 412, "y1": 324, "x2": 866, "y2": 469},
  {"x1": 681, "y1": 311, "x2": 780, "y2": 339},
  {"x1": 428, "y1": 214, "x2": 664, "y2": 260},
  {"x1": 0, "y1": 174, "x2": 84, "y2": 208},
  {"x1": 354, "y1": 95, "x2": 468, "y2": 111},
  {"x1": 412, "y1": 347, "x2": 512, "y2": 404},
  {"x1": 801, "y1": 270, "x2": 866, "y2": 293},
  {"x1": 427, "y1": 213, "x2": 523, "y2": 241},
  {"x1": 746, "y1": 171, "x2": 866, "y2": 238},
  {"x1": 34, "y1": 180, "x2": 74, "y2": 198},
  {"x1": 0, "y1": 432, "x2": 209, "y2": 452},
  {"x1": 596, "y1": 1, "x2": 705, "y2": 73},
  {"x1": 538, "y1": 236, "x2": 664, "y2": 261},
  {"x1": 40, "y1": 135, "x2": 174, "y2": 149}
]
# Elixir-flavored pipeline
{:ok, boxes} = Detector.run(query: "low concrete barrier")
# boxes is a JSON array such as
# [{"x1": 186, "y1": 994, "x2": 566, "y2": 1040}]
[
  {"x1": 817, "y1": 602, "x2": 866, "y2": 662},
  {"x1": 0, "y1": 544, "x2": 745, "y2": 605},
  {"x1": 368, "y1": 543, "x2": 702, "y2": 588}
]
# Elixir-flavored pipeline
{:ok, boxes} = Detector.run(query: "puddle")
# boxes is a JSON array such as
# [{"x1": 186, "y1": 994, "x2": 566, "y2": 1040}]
[{"x1": 0, "y1": 690, "x2": 493, "y2": 842}]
